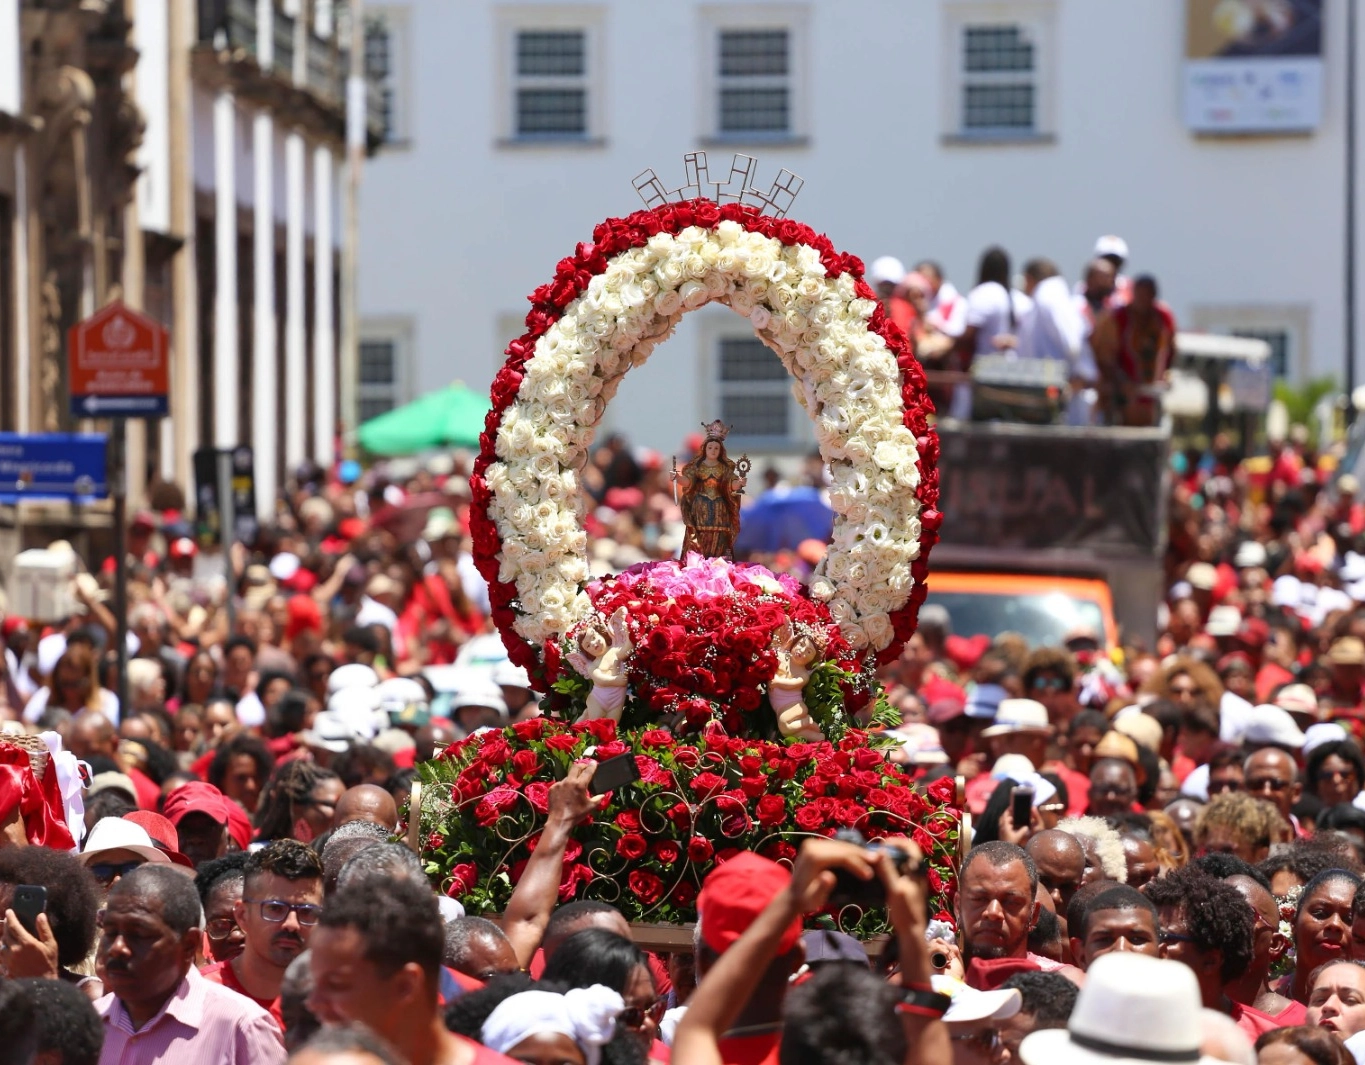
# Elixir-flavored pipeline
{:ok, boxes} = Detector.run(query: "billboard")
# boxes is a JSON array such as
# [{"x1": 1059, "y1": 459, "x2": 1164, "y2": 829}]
[{"x1": 1184, "y1": 0, "x2": 1323, "y2": 133}]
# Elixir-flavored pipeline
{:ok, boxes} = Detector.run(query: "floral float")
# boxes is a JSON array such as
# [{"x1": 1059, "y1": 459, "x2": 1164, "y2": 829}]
[
  {"x1": 418, "y1": 717, "x2": 961, "y2": 936},
  {"x1": 416, "y1": 156, "x2": 957, "y2": 935}
]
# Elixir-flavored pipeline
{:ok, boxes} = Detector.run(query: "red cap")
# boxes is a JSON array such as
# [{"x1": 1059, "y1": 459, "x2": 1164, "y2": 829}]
[
  {"x1": 696, "y1": 852, "x2": 801, "y2": 955},
  {"x1": 282, "y1": 568, "x2": 318, "y2": 594},
  {"x1": 338, "y1": 517, "x2": 367, "y2": 541},
  {"x1": 945, "y1": 634, "x2": 991, "y2": 672},
  {"x1": 920, "y1": 676, "x2": 968, "y2": 709},
  {"x1": 130, "y1": 511, "x2": 158, "y2": 531},
  {"x1": 168, "y1": 537, "x2": 197, "y2": 560},
  {"x1": 123, "y1": 811, "x2": 194, "y2": 868},
  {"x1": 224, "y1": 802, "x2": 253, "y2": 852},
  {"x1": 1, "y1": 617, "x2": 28, "y2": 638},
  {"x1": 1236, "y1": 618, "x2": 1270, "y2": 650},
  {"x1": 285, "y1": 594, "x2": 323, "y2": 639},
  {"x1": 163, "y1": 781, "x2": 231, "y2": 826}
]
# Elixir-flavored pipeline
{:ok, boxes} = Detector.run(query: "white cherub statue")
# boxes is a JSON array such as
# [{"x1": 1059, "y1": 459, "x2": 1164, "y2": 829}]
[
  {"x1": 566, "y1": 607, "x2": 634, "y2": 722},
  {"x1": 769, "y1": 621, "x2": 825, "y2": 742}
]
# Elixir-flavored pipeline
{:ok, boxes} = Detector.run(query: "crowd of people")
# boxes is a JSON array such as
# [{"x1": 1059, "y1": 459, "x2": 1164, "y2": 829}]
[
  {"x1": 869, "y1": 234, "x2": 1175, "y2": 427},
  {"x1": 0, "y1": 348, "x2": 1364, "y2": 1065}
]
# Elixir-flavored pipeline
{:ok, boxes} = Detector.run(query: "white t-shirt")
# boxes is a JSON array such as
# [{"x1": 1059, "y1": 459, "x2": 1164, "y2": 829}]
[
  {"x1": 965, "y1": 282, "x2": 1034, "y2": 357},
  {"x1": 1022, "y1": 276, "x2": 1085, "y2": 364},
  {"x1": 23, "y1": 685, "x2": 119, "y2": 725},
  {"x1": 927, "y1": 281, "x2": 967, "y2": 338}
]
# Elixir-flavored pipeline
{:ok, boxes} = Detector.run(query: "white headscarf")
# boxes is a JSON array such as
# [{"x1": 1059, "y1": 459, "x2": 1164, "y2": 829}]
[{"x1": 481, "y1": 986, "x2": 624, "y2": 1065}]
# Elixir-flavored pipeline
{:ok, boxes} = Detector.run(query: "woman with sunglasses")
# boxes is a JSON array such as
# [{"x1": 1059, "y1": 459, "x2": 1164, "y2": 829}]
[
  {"x1": 1276, "y1": 869, "x2": 1362, "y2": 1005},
  {"x1": 1305, "y1": 740, "x2": 1365, "y2": 810},
  {"x1": 542, "y1": 929, "x2": 667, "y2": 1061},
  {"x1": 1021, "y1": 647, "x2": 1078, "y2": 728}
]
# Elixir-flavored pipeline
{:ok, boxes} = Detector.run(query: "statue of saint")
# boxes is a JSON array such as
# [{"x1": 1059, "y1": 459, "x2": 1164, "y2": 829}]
[{"x1": 672, "y1": 421, "x2": 748, "y2": 558}]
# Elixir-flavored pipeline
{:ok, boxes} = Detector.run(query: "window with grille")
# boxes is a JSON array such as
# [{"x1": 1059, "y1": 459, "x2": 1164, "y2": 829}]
[
  {"x1": 1231, "y1": 328, "x2": 1292, "y2": 378},
  {"x1": 716, "y1": 28, "x2": 792, "y2": 137},
  {"x1": 718, "y1": 337, "x2": 790, "y2": 439},
  {"x1": 514, "y1": 29, "x2": 589, "y2": 138},
  {"x1": 358, "y1": 334, "x2": 404, "y2": 425},
  {"x1": 960, "y1": 24, "x2": 1036, "y2": 133},
  {"x1": 366, "y1": 8, "x2": 409, "y2": 144}
]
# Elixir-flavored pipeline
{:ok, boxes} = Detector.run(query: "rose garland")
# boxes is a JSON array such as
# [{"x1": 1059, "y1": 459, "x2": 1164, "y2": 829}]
[{"x1": 470, "y1": 201, "x2": 941, "y2": 680}]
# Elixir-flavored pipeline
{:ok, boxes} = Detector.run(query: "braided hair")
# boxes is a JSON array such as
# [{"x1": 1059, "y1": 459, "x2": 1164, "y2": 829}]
[{"x1": 253, "y1": 760, "x2": 340, "y2": 842}]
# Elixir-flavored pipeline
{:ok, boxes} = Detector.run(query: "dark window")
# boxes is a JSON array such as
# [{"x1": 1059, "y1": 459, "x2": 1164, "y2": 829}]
[{"x1": 717, "y1": 28, "x2": 791, "y2": 136}]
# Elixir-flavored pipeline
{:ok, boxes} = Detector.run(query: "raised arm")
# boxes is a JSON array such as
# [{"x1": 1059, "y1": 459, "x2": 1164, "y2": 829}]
[{"x1": 501, "y1": 760, "x2": 602, "y2": 968}]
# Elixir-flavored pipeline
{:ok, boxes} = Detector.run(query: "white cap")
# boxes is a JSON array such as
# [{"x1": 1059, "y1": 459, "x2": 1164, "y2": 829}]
[
  {"x1": 1242, "y1": 704, "x2": 1307, "y2": 749},
  {"x1": 868, "y1": 256, "x2": 907, "y2": 286},
  {"x1": 1234, "y1": 541, "x2": 1268, "y2": 569},
  {"x1": 990, "y1": 753, "x2": 1036, "y2": 781},
  {"x1": 328, "y1": 662, "x2": 380, "y2": 694},
  {"x1": 449, "y1": 675, "x2": 509, "y2": 718},
  {"x1": 1272, "y1": 575, "x2": 1303, "y2": 609},
  {"x1": 79, "y1": 818, "x2": 171, "y2": 867},
  {"x1": 327, "y1": 685, "x2": 383, "y2": 736},
  {"x1": 268, "y1": 552, "x2": 301, "y2": 581},
  {"x1": 1205, "y1": 605, "x2": 1242, "y2": 637},
  {"x1": 1304, "y1": 722, "x2": 1350, "y2": 755},
  {"x1": 981, "y1": 699, "x2": 1050, "y2": 738},
  {"x1": 1093, "y1": 235, "x2": 1130, "y2": 261},
  {"x1": 36, "y1": 634, "x2": 67, "y2": 678},
  {"x1": 492, "y1": 660, "x2": 533, "y2": 691},
  {"x1": 437, "y1": 895, "x2": 466, "y2": 921},
  {"x1": 299, "y1": 710, "x2": 363, "y2": 754},
  {"x1": 376, "y1": 676, "x2": 429, "y2": 717},
  {"x1": 932, "y1": 975, "x2": 1022, "y2": 1025},
  {"x1": 1180, "y1": 763, "x2": 1210, "y2": 802}
]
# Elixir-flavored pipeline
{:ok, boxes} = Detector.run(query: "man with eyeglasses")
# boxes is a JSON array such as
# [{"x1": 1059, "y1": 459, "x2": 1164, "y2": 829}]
[
  {"x1": 1142, "y1": 865, "x2": 1281, "y2": 1041},
  {"x1": 1244, "y1": 747, "x2": 1305, "y2": 835},
  {"x1": 201, "y1": 839, "x2": 324, "y2": 1029}
]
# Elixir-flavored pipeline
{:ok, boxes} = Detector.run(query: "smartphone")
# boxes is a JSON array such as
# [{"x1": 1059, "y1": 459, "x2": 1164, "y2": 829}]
[
  {"x1": 11, "y1": 885, "x2": 46, "y2": 937},
  {"x1": 1011, "y1": 786, "x2": 1034, "y2": 830},
  {"x1": 590, "y1": 752, "x2": 642, "y2": 796}
]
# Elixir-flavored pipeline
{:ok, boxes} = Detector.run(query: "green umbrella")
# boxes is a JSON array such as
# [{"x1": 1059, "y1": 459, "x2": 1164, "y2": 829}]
[{"x1": 356, "y1": 384, "x2": 492, "y2": 456}]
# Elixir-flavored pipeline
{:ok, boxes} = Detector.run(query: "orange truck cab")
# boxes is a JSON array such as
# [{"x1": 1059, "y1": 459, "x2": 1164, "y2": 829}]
[{"x1": 923, "y1": 571, "x2": 1119, "y2": 650}]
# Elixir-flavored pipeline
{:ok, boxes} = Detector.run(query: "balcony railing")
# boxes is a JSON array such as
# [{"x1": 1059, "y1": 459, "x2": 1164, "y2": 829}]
[
  {"x1": 307, "y1": 34, "x2": 343, "y2": 104},
  {"x1": 197, "y1": 0, "x2": 257, "y2": 55},
  {"x1": 272, "y1": 6, "x2": 296, "y2": 77}
]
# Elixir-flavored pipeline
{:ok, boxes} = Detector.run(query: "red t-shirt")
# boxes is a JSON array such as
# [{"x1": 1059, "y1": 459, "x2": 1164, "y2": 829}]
[
  {"x1": 1229, "y1": 1001, "x2": 1282, "y2": 1043},
  {"x1": 718, "y1": 1032, "x2": 781, "y2": 1065},
  {"x1": 455, "y1": 1033, "x2": 522, "y2": 1065},
  {"x1": 200, "y1": 958, "x2": 284, "y2": 1030},
  {"x1": 1272, "y1": 1000, "x2": 1308, "y2": 1026},
  {"x1": 128, "y1": 766, "x2": 162, "y2": 811}
]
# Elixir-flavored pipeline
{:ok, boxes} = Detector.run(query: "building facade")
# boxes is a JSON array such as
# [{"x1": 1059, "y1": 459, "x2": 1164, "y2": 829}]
[
  {"x1": 358, "y1": 0, "x2": 1352, "y2": 457},
  {"x1": 0, "y1": 0, "x2": 382, "y2": 531}
]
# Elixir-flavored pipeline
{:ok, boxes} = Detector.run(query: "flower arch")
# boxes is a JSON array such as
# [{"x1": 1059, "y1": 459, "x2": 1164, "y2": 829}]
[{"x1": 469, "y1": 200, "x2": 941, "y2": 682}]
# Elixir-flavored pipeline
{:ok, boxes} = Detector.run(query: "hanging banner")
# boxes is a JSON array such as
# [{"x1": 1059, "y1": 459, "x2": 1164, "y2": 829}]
[{"x1": 1183, "y1": 0, "x2": 1323, "y2": 134}]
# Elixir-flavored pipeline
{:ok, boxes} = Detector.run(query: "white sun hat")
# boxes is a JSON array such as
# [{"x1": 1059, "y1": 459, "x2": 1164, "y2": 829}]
[{"x1": 1019, "y1": 952, "x2": 1221, "y2": 1065}]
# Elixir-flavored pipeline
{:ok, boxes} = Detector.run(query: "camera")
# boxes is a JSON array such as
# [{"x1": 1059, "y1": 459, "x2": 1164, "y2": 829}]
[{"x1": 827, "y1": 829, "x2": 924, "y2": 911}]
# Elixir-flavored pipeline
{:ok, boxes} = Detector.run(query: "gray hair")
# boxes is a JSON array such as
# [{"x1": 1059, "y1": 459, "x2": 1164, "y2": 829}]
[
  {"x1": 335, "y1": 842, "x2": 425, "y2": 892},
  {"x1": 443, "y1": 916, "x2": 511, "y2": 971}
]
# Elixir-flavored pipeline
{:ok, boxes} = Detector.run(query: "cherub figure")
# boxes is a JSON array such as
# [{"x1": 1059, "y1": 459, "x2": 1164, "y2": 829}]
[
  {"x1": 566, "y1": 607, "x2": 634, "y2": 722},
  {"x1": 769, "y1": 621, "x2": 825, "y2": 742}
]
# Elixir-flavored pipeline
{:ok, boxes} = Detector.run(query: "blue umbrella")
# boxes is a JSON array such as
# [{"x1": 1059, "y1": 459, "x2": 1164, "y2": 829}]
[{"x1": 734, "y1": 485, "x2": 834, "y2": 554}]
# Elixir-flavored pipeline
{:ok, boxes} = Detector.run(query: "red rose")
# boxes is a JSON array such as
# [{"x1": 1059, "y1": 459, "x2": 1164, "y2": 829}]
[
  {"x1": 473, "y1": 786, "x2": 520, "y2": 827},
  {"x1": 762, "y1": 840, "x2": 798, "y2": 863},
  {"x1": 667, "y1": 802, "x2": 694, "y2": 831},
  {"x1": 559, "y1": 862, "x2": 595, "y2": 902},
  {"x1": 714, "y1": 847, "x2": 743, "y2": 866},
  {"x1": 793, "y1": 805, "x2": 824, "y2": 832},
  {"x1": 739, "y1": 775, "x2": 768, "y2": 799},
  {"x1": 512, "y1": 718, "x2": 547, "y2": 741},
  {"x1": 755, "y1": 794, "x2": 786, "y2": 827},
  {"x1": 852, "y1": 748, "x2": 884, "y2": 771},
  {"x1": 617, "y1": 833, "x2": 648, "y2": 860},
  {"x1": 786, "y1": 743, "x2": 814, "y2": 762},
  {"x1": 446, "y1": 862, "x2": 478, "y2": 896},
  {"x1": 562, "y1": 839, "x2": 583, "y2": 865},
  {"x1": 690, "y1": 772, "x2": 727, "y2": 798},
  {"x1": 511, "y1": 749, "x2": 542, "y2": 778},
  {"x1": 525, "y1": 782, "x2": 551, "y2": 814},
  {"x1": 595, "y1": 740, "x2": 629, "y2": 759},
  {"x1": 575, "y1": 718, "x2": 618, "y2": 742},
  {"x1": 687, "y1": 836, "x2": 714, "y2": 862},
  {"x1": 629, "y1": 870, "x2": 664, "y2": 905},
  {"x1": 545, "y1": 733, "x2": 580, "y2": 752},
  {"x1": 654, "y1": 840, "x2": 681, "y2": 866},
  {"x1": 670, "y1": 880, "x2": 698, "y2": 907},
  {"x1": 672, "y1": 746, "x2": 701, "y2": 769},
  {"x1": 640, "y1": 729, "x2": 674, "y2": 748},
  {"x1": 616, "y1": 809, "x2": 643, "y2": 832}
]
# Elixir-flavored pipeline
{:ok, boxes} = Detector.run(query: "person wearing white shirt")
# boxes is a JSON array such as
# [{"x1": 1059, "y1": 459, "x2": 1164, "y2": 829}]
[
  {"x1": 957, "y1": 248, "x2": 1033, "y2": 420},
  {"x1": 1022, "y1": 258, "x2": 1096, "y2": 425},
  {"x1": 915, "y1": 260, "x2": 967, "y2": 339}
]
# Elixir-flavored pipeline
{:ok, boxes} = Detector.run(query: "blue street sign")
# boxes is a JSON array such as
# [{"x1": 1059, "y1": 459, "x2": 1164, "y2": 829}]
[
  {"x1": 70, "y1": 394, "x2": 169, "y2": 417},
  {"x1": 0, "y1": 433, "x2": 109, "y2": 503}
]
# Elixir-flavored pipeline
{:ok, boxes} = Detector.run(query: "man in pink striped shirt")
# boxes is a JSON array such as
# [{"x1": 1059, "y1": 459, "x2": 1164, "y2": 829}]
[{"x1": 94, "y1": 865, "x2": 285, "y2": 1065}]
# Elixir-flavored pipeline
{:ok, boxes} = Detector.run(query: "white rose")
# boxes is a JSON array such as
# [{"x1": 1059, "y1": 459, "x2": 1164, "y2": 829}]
[
  {"x1": 862, "y1": 613, "x2": 894, "y2": 651},
  {"x1": 680, "y1": 280, "x2": 710, "y2": 309},
  {"x1": 750, "y1": 306, "x2": 772, "y2": 330},
  {"x1": 657, "y1": 259, "x2": 686, "y2": 288},
  {"x1": 810, "y1": 578, "x2": 837, "y2": 601},
  {"x1": 654, "y1": 290, "x2": 684, "y2": 317}
]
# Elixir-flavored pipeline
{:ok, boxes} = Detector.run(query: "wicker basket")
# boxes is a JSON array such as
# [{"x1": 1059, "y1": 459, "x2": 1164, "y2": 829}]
[{"x1": 0, "y1": 731, "x2": 49, "y2": 782}]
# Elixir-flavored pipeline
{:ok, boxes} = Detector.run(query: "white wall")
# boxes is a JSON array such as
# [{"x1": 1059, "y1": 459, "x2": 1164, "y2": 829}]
[{"x1": 358, "y1": 0, "x2": 1358, "y2": 453}]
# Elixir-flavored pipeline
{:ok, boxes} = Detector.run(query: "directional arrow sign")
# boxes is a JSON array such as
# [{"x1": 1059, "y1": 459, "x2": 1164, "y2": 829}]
[
  {"x1": 0, "y1": 433, "x2": 109, "y2": 503},
  {"x1": 69, "y1": 301, "x2": 170, "y2": 420}
]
